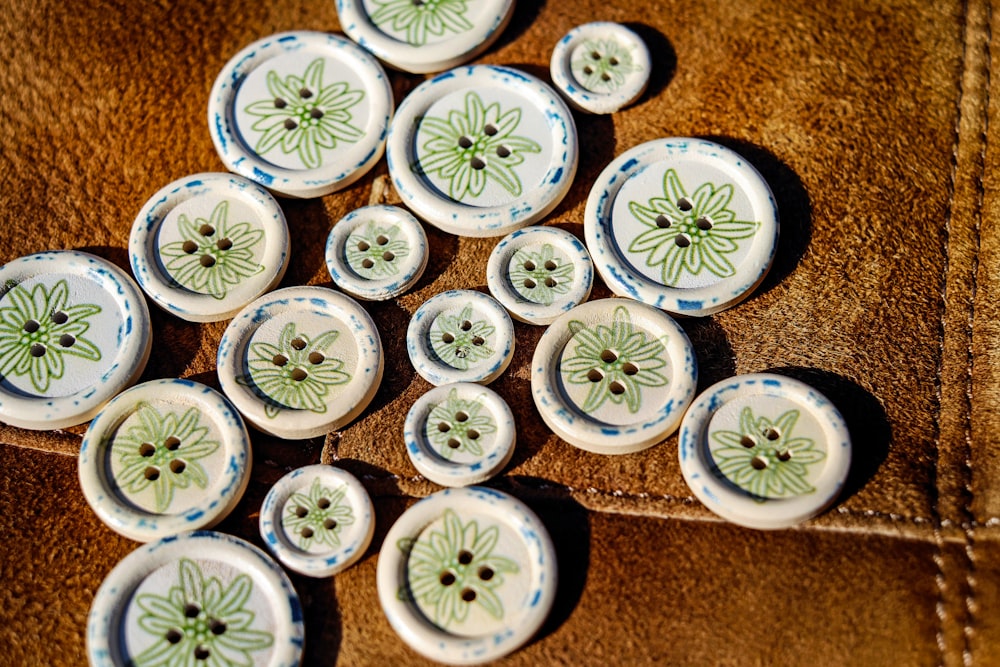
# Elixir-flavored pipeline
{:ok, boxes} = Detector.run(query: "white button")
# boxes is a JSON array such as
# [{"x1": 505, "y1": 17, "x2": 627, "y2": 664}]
[
  {"x1": 87, "y1": 530, "x2": 303, "y2": 667},
  {"x1": 259, "y1": 464, "x2": 375, "y2": 578},
  {"x1": 585, "y1": 138, "x2": 779, "y2": 316},
  {"x1": 209, "y1": 31, "x2": 393, "y2": 199},
  {"x1": 404, "y1": 383, "x2": 515, "y2": 486},
  {"x1": 129, "y1": 173, "x2": 290, "y2": 322},
  {"x1": 217, "y1": 286, "x2": 383, "y2": 439},
  {"x1": 78, "y1": 379, "x2": 252, "y2": 542},
  {"x1": 550, "y1": 22, "x2": 651, "y2": 114},
  {"x1": 406, "y1": 289, "x2": 514, "y2": 386},
  {"x1": 531, "y1": 298, "x2": 697, "y2": 455},
  {"x1": 336, "y1": 0, "x2": 515, "y2": 74},
  {"x1": 678, "y1": 373, "x2": 852, "y2": 529},
  {"x1": 387, "y1": 65, "x2": 578, "y2": 237},
  {"x1": 325, "y1": 204, "x2": 428, "y2": 301},
  {"x1": 486, "y1": 226, "x2": 594, "y2": 325},
  {"x1": 377, "y1": 486, "x2": 556, "y2": 664},
  {"x1": 0, "y1": 251, "x2": 151, "y2": 430}
]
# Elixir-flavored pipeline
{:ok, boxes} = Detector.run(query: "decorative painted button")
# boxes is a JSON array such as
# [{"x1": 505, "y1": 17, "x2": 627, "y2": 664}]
[
  {"x1": 0, "y1": 251, "x2": 151, "y2": 431},
  {"x1": 259, "y1": 464, "x2": 375, "y2": 578},
  {"x1": 209, "y1": 31, "x2": 393, "y2": 199},
  {"x1": 217, "y1": 286, "x2": 383, "y2": 439},
  {"x1": 387, "y1": 65, "x2": 578, "y2": 237},
  {"x1": 585, "y1": 138, "x2": 779, "y2": 316},
  {"x1": 336, "y1": 0, "x2": 515, "y2": 74},
  {"x1": 87, "y1": 530, "x2": 303, "y2": 667},
  {"x1": 377, "y1": 486, "x2": 556, "y2": 664},
  {"x1": 406, "y1": 290, "x2": 514, "y2": 386},
  {"x1": 678, "y1": 373, "x2": 851, "y2": 530},
  {"x1": 486, "y1": 226, "x2": 594, "y2": 325},
  {"x1": 325, "y1": 205, "x2": 428, "y2": 301},
  {"x1": 531, "y1": 298, "x2": 697, "y2": 455},
  {"x1": 550, "y1": 22, "x2": 651, "y2": 114}
]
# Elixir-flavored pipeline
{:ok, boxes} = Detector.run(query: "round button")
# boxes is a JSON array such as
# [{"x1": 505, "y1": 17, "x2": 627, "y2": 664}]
[
  {"x1": 130, "y1": 173, "x2": 290, "y2": 322},
  {"x1": 678, "y1": 373, "x2": 851, "y2": 529},
  {"x1": 531, "y1": 298, "x2": 697, "y2": 455},
  {"x1": 377, "y1": 486, "x2": 556, "y2": 664},
  {"x1": 0, "y1": 251, "x2": 151, "y2": 430},
  {"x1": 585, "y1": 138, "x2": 779, "y2": 316},
  {"x1": 406, "y1": 290, "x2": 514, "y2": 386},
  {"x1": 550, "y1": 22, "x2": 651, "y2": 114},
  {"x1": 387, "y1": 65, "x2": 578, "y2": 237},
  {"x1": 209, "y1": 31, "x2": 393, "y2": 199},
  {"x1": 404, "y1": 383, "x2": 515, "y2": 486},
  {"x1": 336, "y1": 0, "x2": 515, "y2": 74},
  {"x1": 325, "y1": 204, "x2": 429, "y2": 301},
  {"x1": 259, "y1": 464, "x2": 375, "y2": 578},
  {"x1": 486, "y1": 226, "x2": 594, "y2": 325},
  {"x1": 217, "y1": 286, "x2": 384, "y2": 439},
  {"x1": 87, "y1": 530, "x2": 303, "y2": 667}
]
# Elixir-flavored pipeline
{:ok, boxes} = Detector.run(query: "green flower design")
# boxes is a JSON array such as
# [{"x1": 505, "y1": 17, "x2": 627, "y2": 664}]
[
  {"x1": 369, "y1": 0, "x2": 474, "y2": 46},
  {"x1": 508, "y1": 244, "x2": 574, "y2": 305},
  {"x1": 425, "y1": 388, "x2": 497, "y2": 459},
  {"x1": 417, "y1": 91, "x2": 542, "y2": 201},
  {"x1": 571, "y1": 38, "x2": 642, "y2": 92},
  {"x1": 627, "y1": 169, "x2": 760, "y2": 285},
  {"x1": 132, "y1": 558, "x2": 274, "y2": 666},
  {"x1": 560, "y1": 305, "x2": 668, "y2": 414},
  {"x1": 0, "y1": 279, "x2": 101, "y2": 393},
  {"x1": 345, "y1": 222, "x2": 410, "y2": 278},
  {"x1": 243, "y1": 57, "x2": 365, "y2": 169},
  {"x1": 398, "y1": 509, "x2": 519, "y2": 628},
  {"x1": 283, "y1": 477, "x2": 355, "y2": 550},
  {"x1": 430, "y1": 305, "x2": 495, "y2": 370}
]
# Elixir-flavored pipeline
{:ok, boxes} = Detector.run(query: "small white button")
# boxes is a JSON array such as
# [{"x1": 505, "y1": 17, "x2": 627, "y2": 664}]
[
  {"x1": 585, "y1": 138, "x2": 779, "y2": 316},
  {"x1": 209, "y1": 31, "x2": 393, "y2": 198},
  {"x1": 217, "y1": 286, "x2": 384, "y2": 439},
  {"x1": 377, "y1": 486, "x2": 556, "y2": 664},
  {"x1": 387, "y1": 65, "x2": 578, "y2": 237},
  {"x1": 486, "y1": 226, "x2": 594, "y2": 325},
  {"x1": 678, "y1": 373, "x2": 852, "y2": 529},
  {"x1": 0, "y1": 251, "x2": 151, "y2": 430},
  {"x1": 87, "y1": 530, "x2": 304, "y2": 667},
  {"x1": 531, "y1": 298, "x2": 697, "y2": 455}
]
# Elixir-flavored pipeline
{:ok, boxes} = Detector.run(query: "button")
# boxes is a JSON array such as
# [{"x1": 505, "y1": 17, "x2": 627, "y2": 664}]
[
  {"x1": 387, "y1": 65, "x2": 578, "y2": 237},
  {"x1": 87, "y1": 530, "x2": 303, "y2": 667},
  {"x1": 0, "y1": 251, "x2": 151, "y2": 430},
  {"x1": 404, "y1": 383, "x2": 515, "y2": 486},
  {"x1": 550, "y1": 22, "x2": 651, "y2": 115},
  {"x1": 678, "y1": 373, "x2": 851, "y2": 529},
  {"x1": 377, "y1": 486, "x2": 556, "y2": 664},
  {"x1": 217, "y1": 286, "x2": 384, "y2": 439},
  {"x1": 259, "y1": 464, "x2": 375, "y2": 578},
  {"x1": 531, "y1": 298, "x2": 697, "y2": 454},
  {"x1": 325, "y1": 204, "x2": 429, "y2": 301},
  {"x1": 209, "y1": 31, "x2": 393, "y2": 199},
  {"x1": 406, "y1": 289, "x2": 514, "y2": 386},
  {"x1": 584, "y1": 138, "x2": 779, "y2": 316},
  {"x1": 129, "y1": 173, "x2": 290, "y2": 322},
  {"x1": 336, "y1": 0, "x2": 515, "y2": 74},
  {"x1": 486, "y1": 226, "x2": 594, "y2": 325},
  {"x1": 78, "y1": 378, "x2": 252, "y2": 542}
]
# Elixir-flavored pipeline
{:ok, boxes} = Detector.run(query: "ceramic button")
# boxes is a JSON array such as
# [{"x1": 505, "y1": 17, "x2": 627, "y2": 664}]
[
  {"x1": 325, "y1": 205, "x2": 429, "y2": 301},
  {"x1": 209, "y1": 31, "x2": 393, "y2": 199},
  {"x1": 407, "y1": 290, "x2": 514, "y2": 386},
  {"x1": 531, "y1": 298, "x2": 697, "y2": 455},
  {"x1": 550, "y1": 22, "x2": 651, "y2": 114},
  {"x1": 387, "y1": 65, "x2": 578, "y2": 237},
  {"x1": 87, "y1": 530, "x2": 303, "y2": 667},
  {"x1": 377, "y1": 486, "x2": 556, "y2": 664},
  {"x1": 0, "y1": 251, "x2": 151, "y2": 430},
  {"x1": 678, "y1": 373, "x2": 852, "y2": 530},
  {"x1": 585, "y1": 138, "x2": 779, "y2": 316},
  {"x1": 486, "y1": 226, "x2": 594, "y2": 325},
  {"x1": 217, "y1": 286, "x2": 383, "y2": 439}
]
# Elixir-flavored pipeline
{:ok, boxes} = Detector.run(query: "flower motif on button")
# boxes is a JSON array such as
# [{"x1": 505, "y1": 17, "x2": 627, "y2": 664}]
[
  {"x1": 369, "y1": 0, "x2": 474, "y2": 46},
  {"x1": 508, "y1": 243, "x2": 574, "y2": 305},
  {"x1": 425, "y1": 388, "x2": 497, "y2": 459},
  {"x1": 345, "y1": 221, "x2": 411, "y2": 278},
  {"x1": 430, "y1": 305, "x2": 495, "y2": 370},
  {"x1": 283, "y1": 477, "x2": 356, "y2": 550},
  {"x1": 571, "y1": 38, "x2": 642, "y2": 93}
]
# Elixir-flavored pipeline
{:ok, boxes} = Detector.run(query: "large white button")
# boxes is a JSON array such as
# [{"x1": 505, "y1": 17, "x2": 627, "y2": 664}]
[
  {"x1": 585, "y1": 138, "x2": 779, "y2": 316},
  {"x1": 377, "y1": 487, "x2": 556, "y2": 664}
]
